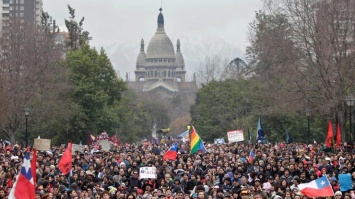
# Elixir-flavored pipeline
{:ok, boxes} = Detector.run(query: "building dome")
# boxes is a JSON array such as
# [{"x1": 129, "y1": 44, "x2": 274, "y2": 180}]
[
  {"x1": 136, "y1": 39, "x2": 146, "y2": 69},
  {"x1": 175, "y1": 39, "x2": 185, "y2": 69},
  {"x1": 146, "y1": 8, "x2": 175, "y2": 59}
]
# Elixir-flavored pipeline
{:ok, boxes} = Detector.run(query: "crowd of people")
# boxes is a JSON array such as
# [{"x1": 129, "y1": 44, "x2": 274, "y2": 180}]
[{"x1": 1, "y1": 140, "x2": 355, "y2": 199}]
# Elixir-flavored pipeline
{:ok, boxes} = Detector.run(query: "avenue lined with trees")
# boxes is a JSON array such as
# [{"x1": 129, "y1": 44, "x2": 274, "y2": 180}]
[{"x1": 1, "y1": 0, "x2": 355, "y2": 145}]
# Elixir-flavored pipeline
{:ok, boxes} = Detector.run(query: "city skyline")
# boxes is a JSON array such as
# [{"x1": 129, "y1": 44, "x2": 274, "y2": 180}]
[{"x1": 43, "y1": 0, "x2": 262, "y2": 80}]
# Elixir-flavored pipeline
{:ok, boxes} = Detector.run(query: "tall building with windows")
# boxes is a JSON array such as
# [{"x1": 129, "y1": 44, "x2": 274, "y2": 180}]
[{"x1": 0, "y1": 0, "x2": 42, "y2": 33}]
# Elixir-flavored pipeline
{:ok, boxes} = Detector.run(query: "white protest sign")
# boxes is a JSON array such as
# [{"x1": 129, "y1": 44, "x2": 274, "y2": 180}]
[
  {"x1": 34, "y1": 139, "x2": 51, "y2": 150},
  {"x1": 98, "y1": 140, "x2": 111, "y2": 151},
  {"x1": 227, "y1": 130, "x2": 244, "y2": 143},
  {"x1": 139, "y1": 167, "x2": 157, "y2": 179},
  {"x1": 72, "y1": 144, "x2": 87, "y2": 154}
]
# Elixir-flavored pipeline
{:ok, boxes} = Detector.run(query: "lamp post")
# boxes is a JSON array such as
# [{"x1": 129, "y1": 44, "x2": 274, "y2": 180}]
[
  {"x1": 346, "y1": 95, "x2": 355, "y2": 142},
  {"x1": 305, "y1": 108, "x2": 311, "y2": 143},
  {"x1": 24, "y1": 107, "x2": 30, "y2": 147}
]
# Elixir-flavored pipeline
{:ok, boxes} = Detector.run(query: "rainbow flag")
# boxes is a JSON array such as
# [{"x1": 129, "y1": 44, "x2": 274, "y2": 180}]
[{"x1": 190, "y1": 126, "x2": 206, "y2": 154}]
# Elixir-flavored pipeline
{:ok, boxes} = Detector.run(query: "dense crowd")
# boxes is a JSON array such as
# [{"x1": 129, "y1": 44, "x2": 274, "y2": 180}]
[{"x1": 1, "y1": 140, "x2": 355, "y2": 199}]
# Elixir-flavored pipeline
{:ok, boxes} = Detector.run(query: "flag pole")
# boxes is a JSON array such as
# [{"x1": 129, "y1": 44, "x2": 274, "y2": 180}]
[
  {"x1": 68, "y1": 168, "x2": 72, "y2": 189},
  {"x1": 187, "y1": 125, "x2": 191, "y2": 154}
]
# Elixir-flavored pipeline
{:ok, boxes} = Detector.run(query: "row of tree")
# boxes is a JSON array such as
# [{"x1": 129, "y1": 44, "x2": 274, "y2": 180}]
[
  {"x1": 192, "y1": 0, "x2": 355, "y2": 143},
  {"x1": 0, "y1": 6, "x2": 167, "y2": 144}
]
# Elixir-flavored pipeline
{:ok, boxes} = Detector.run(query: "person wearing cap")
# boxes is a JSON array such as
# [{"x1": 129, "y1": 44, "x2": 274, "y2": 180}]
[
  {"x1": 240, "y1": 189, "x2": 250, "y2": 199},
  {"x1": 254, "y1": 178, "x2": 262, "y2": 192},
  {"x1": 334, "y1": 191, "x2": 342, "y2": 198},
  {"x1": 190, "y1": 193, "x2": 197, "y2": 199}
]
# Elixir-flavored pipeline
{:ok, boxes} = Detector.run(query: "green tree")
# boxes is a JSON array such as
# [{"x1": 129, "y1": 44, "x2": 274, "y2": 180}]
[
  {"x1": 65, "y1": 43, "x2": 126, "y2": 140},
  {"x1": 65, "y1": 5, "x2": 92, "y2": 50},
  {"x1": 115, "y1": 89, "x2": 152, "y2": 142},
  {"x1": 191, "y1": 79, "x2": 263, "y2": 141}
]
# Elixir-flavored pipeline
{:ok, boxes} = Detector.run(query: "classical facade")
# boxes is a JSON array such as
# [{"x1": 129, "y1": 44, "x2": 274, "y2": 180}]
[{"x1": 128, "y1": 8, "x2": 197, "y2": 94}]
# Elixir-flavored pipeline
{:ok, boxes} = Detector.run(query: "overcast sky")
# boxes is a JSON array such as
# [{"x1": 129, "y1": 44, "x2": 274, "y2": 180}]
[{"x1": 43, "y1": 0, "x2": 262, "y2": 80}]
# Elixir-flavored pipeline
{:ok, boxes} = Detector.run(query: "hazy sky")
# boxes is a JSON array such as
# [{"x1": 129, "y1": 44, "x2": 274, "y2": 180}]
[{"x1": 43, "y1": 0, "x2": 262, "y2": 80}]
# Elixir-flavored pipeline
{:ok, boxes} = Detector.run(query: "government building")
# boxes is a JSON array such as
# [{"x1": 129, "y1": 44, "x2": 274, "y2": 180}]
[
  {"x1": 128, "y1": 8, "x2": 197, "y2": 95},
  {"x1": 127, "y1": 8, "x2": 198, "y2": 134}
]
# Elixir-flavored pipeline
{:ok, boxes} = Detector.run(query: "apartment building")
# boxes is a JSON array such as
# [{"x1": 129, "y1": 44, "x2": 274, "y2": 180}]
[{"x1": 0, "y1": 0, "x2": 43, "y2": 33}]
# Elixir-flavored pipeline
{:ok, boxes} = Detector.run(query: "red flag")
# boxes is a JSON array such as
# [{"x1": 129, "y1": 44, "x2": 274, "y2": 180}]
[
  {"x1": 7, "y1": 177, "x2": 13, "y2": 188},
  {"x1": 109, "y1": 134, "x2": 120, "y2": 147},
  {"x1": 325, "y1": 121, "x2": 334, "y2": 148},
  {"x1": 336, "y1": 123, "x2": 341, "y2": 149},
  {"x1": 12, "y1": 152, "x2": 36, "y2": 199},
  {"x1": 58, "y1": 142, "x2": 72, "y2": 175},
  {"x1": 31, "y1": 148, "x2": 37, "y2": 184}
]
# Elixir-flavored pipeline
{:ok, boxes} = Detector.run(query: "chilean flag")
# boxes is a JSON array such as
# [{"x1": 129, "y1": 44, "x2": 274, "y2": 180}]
[
  {"x1": 163, "y1": 143, "x2": 178, "y2": 161},
  {"x1": 9, "y1": 152, "x2": 36, "y2": 199},
  {"x1": 298, "y1": 176, "x2": 334, "y2": 197},
  {"x1": 248, "y1": 149, "x2": 255, "y2": 164}
]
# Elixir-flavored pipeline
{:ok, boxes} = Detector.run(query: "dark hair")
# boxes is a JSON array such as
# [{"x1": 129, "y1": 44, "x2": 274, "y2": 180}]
[{"x1": 126, "y1": 194, "x2": 136, "y2": 199}]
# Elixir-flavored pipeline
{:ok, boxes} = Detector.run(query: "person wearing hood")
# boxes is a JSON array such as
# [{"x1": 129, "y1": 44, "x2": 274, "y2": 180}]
[{"x1": 221, "y1": 177, "x2": 232, "y2": 192}]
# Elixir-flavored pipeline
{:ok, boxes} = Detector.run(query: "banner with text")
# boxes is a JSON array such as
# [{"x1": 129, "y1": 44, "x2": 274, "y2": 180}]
[
  {"x1": 227, "y1": 130, "x2": 244, "y2": 143},
  {"x1": 214, "y1": 138, "x2": 226, "y2": 144},
  {"x1": 339, "y1": 174, "x2": 352, "y2": 191},
  {"x1": 34, "y1": 139, "x2": 51, "y2": 151},
  {"x1": 72, "y1": 144, "x2": 88, "y2": 154},
  {"x1": 139, "y1": 167, "x2": 157, "y2": 179}
]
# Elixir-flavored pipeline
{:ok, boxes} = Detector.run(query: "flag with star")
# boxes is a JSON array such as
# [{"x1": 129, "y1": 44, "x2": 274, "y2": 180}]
[
  {"x1": 298, "y1": 176, "x2": 334, "y2": 197},
  {"x1": 9, "y1": 152, "x2": 36, "y2": 199}
]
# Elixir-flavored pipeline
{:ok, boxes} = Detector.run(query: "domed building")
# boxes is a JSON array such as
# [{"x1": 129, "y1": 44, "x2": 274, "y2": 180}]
[{"x1": 128, "y1": 8, "x2": 197, "y2": 94}]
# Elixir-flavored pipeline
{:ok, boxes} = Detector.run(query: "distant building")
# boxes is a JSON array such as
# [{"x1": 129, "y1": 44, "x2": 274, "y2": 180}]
[
  {"x1": 0, "y1": 0, "x2": 43, "y2": 33},
  {"x1": 54, "y1": 31, "x2": 69, "y2": 45},
  {"x1": 128, "y1": 8, "x2": 198, "y2": 134},
  {"x1": 128, "y1": 8, "x2": 197, "y2": 94}
]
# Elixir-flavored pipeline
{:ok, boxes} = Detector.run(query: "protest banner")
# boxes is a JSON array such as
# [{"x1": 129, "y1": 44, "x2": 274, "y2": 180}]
[
  {"x1": 339, "y1": 174, "x2": 352, "y2": 191},
  {"x1": 34, "y1": 139, "x2": 51, "y2": 150},
  {"x1": 227, "y1": 130, "x2": 244, "y2": 143},
  {"x1": 139, "y1": 167, "x2": 157, "y2": 179},
  {"x1": 98, "y1": 140, "x2": 111, "y2": 151},
  {"x1": 72, "y1": 144, "x2": 86, "y2": 154},
  {"x1": 214, "y1": 138, "x2": 226, "y2": 144}
]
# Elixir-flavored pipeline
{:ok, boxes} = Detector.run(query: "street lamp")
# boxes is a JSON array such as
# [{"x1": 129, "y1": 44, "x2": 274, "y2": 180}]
[
  {"x1": 345, "y1": 94, "x2": 355, "y2": 142},
  {"x1": 305, "y1": 108, "x2": 311, "y2": 143},
  {"x1": 24, "y1": 107, "x2": 30, "y2": 147}
]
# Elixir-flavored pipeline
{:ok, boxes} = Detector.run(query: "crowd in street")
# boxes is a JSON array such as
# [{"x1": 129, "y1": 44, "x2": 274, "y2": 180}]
[{"x1": 1, "y1": 140, "x2": 355, "y2": 199}]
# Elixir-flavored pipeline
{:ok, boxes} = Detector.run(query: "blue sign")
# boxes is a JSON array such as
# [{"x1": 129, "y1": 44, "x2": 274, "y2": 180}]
[{"x1": 339, "y1": 174, "x2": 352, "y2": 192}]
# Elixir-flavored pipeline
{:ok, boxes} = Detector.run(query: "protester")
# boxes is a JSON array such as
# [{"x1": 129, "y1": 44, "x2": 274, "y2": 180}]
[{"x1": 2, "y1": 138, "x2": 355, "y2": 199}]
